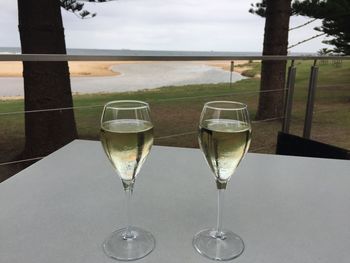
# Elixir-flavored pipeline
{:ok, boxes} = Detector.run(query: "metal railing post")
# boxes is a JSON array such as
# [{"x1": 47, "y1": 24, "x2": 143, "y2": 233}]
[
  {"x1": 282, "y1": 60, "x2": 296, "y2": 133},
  {"x1": 229, "y1": 61, "x2": 234, "y2": 89},
  {"x1": 303, "y1": 60, "x2": 319, "y2": 138}
]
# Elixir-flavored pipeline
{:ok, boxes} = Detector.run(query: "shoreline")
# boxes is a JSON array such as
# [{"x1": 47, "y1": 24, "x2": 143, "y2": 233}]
[
  {"x1": 205, "y1": 60, "x2": 259, "y2": 77},
  {"x1": 0, "y1": 60, "x2": 252, "y2": 100},
  {"x1": 0, "y1": 61, "x2": 122, "y2": 77}
]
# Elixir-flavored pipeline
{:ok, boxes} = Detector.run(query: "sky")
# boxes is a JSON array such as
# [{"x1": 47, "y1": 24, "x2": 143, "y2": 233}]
[{"x1": 0, "y1": 0, "x2": 331, "y2": 52}]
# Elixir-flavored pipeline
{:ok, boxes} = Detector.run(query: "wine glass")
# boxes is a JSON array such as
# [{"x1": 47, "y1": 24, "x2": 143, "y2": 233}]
[
  {"x1": 100, "y1": 100, "x2": 155, "y2": 261},
  {"x1": 193, "y1": 101, "x2": 251, "y2": 261}
]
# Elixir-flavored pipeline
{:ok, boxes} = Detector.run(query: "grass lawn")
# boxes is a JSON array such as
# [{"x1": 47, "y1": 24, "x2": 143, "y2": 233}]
[{"x1": 0, "y1": 60, "x2": 349, "y2": 181}]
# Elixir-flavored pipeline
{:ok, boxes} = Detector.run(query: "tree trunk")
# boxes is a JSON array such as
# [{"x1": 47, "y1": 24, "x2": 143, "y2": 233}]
[
  {"x1": 17, "y1": 0, "x2": 78, "y2": 157},
  {"x1": 255, "y1": 0, "x2": 292, "y2": 120}
]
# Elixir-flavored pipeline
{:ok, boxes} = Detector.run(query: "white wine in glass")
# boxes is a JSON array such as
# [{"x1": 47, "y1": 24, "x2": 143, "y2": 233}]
[
  {"x1": 100, "y1": 100, "x2": 155, "y2": 261},
  {"x1": 101, "y1": 119, "x2": 154, "y2": 187},
  {"x1": 194, "y1": 101, "x2": 251, "y2": 261}
]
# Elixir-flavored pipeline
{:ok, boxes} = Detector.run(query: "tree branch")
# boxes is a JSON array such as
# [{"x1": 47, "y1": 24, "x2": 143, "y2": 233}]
[
  {"x1": 289, "y1": 18, "x2": 318, "y2": 31},
  {"x1": 60, "y1": 0, "x2": 114, "y2": 19},
  {"x1": 288, "y1": 32, "x2": 326, "y2": 49}
]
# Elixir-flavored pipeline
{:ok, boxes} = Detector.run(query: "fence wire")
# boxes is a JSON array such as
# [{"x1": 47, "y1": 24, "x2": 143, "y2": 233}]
[
  {"x1": 0, "y1": 116, "x2": 284, "y2": 166},
  {"x1": 250, "y1": 145, "x2": 275, "y2": 152},
  {"x1": 0, "y1": 88, "x2": 287, "y2": 116},
  {"x1": 0, "y1": 156, "x2": 44, "y2": 167},
  {"x1": 0, "y1": 85, "x2": 286, "y2": 166},
  {"x1": 155, "y1": 117, "x2": 284, "y2": 140},
  {"x1": 1, "y1": 55, "x2": 349, "y2": 173}
]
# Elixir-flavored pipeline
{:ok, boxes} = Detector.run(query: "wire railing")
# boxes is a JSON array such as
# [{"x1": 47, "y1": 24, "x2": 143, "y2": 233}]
[
  {"x1": 0, "y1": 88, "x2": 286, "y2": 116},
  {"x1": 155, "y1": 116, "x2": 283, "y2": 140},
  {"x1": 0, "y1": 54, "x2": 349, "y2": 168},
  {"x1": 0, "y1": 157, "x2": 44, "y2": 167},
  {"x1": 0, "y1": 116, "x2": 286, "y2": 167}
]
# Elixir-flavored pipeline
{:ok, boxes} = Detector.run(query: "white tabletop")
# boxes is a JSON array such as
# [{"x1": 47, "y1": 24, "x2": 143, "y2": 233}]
[{"x1": 1, "y1": 140, "x2": 349, "y2": 263}]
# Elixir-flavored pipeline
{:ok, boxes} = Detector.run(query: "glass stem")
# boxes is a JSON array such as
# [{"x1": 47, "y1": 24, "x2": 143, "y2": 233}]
[
  {"x1": 216, "y1": 189, "x2": 225, "y2": 239},
  {"x1": 123, "y1": 187, "x2": 134, "y2": 239}
]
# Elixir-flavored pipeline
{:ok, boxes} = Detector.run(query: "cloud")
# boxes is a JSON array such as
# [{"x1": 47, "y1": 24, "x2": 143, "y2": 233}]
[
  {"x1": 0, "y1": 1, "x2": 20, "y2": 47},
  {"x1": 0, "y1": 0, "x2": 330, "y2": 52},
  {"x1": 63, "y1": 0, "x2": 265, "y2": 51}
]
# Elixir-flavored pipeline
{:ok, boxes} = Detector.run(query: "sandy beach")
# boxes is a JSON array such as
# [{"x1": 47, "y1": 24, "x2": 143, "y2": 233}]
[
  {"x1": 204, "y1": 60, "x2": 259, "y2": 76},
  {"x1": 0, "y1": 61, "x2": 121, "y2": 77}
]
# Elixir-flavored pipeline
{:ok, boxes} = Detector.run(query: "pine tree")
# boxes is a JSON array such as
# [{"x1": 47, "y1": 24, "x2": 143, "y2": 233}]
[
  {"x1": 251, "y1": 0, "x2": 350, "y2": 54},
  {"x1": 17, "y1": 0, "x2": 113, "y2": 160},
  {"x1": 249, "y1": 0, "x2": 349, "y2": 120},
  {"x1": 250, "y1": 0, "x2": 292, "y2": 120},
  {"x1": 293, "y1": 0, "x2": 350, "y2": 54},
  {"x1": 60, "y1": 0, "x2": 113, "y2": 19}
]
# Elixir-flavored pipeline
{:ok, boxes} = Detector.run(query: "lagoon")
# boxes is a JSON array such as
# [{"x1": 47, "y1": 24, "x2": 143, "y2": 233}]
[{"x1": 0, "y1": 62, "x2": 243, "y2": 97}]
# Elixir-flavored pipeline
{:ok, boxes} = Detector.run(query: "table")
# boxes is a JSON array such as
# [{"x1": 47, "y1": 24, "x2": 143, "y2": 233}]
[{"x1": 1, "y1": 140, "x2": 350, "y2": 263}]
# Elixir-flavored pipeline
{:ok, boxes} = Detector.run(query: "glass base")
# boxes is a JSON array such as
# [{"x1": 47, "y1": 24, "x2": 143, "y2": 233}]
[
  {"x1": 193, "y1": 228, "x2": 244, "y2": 261},
  {"x1": 103, "y1": 226, "x2": 155, "y2": 261}
]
